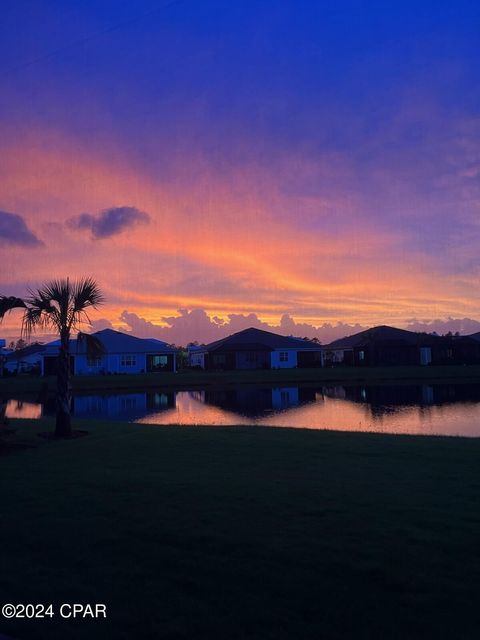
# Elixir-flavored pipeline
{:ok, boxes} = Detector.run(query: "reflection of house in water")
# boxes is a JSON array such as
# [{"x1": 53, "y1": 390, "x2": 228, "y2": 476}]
[
  {"x1": 323, "y1": 383, "x2": 480, "y2": 417},
  {"x1": 272, "y1": 387, "x2": 299, "y2": 410},
  {"x1": 70, "y1": 392, "x2": 175, "y2": 420},
  {"x1": 189, "y1": 386, "x2": 317, "y2": 418}
]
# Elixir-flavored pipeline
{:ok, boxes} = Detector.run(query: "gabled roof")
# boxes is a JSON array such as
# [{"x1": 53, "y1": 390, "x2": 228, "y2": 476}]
[
  {"x1": 324, "y1": 325, "x2": 432, "y2": 350},
  {"x1": 188, "y1": 344, "x2": 205, "y2": 352},
  {"x1": 469, "y1": 332, "x2": 480, "y2": 342},
  {"x1": 44, "y1": 329, "x2": 176, "y2": 354},
  {"x1": 5, "y1": 344, "x2": 46, "y2": 361},
  {"x1": 203, "y1": 327, "x2": 322, "y2": 352},
  {"x1": 91, "y1": 329, "x2": 176, "y2": 353}
]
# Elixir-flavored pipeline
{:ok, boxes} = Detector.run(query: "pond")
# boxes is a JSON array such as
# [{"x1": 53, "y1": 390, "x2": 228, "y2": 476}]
[{"x1": 5, "y1": 382, "x2": 480, "y2": 437}]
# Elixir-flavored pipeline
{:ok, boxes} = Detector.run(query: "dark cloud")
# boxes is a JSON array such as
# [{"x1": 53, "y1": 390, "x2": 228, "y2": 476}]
[
  {"x1": 67, "y1": 206, "x2": 150, "y2": 239},
  {"x1": 0, "y1": 210, "x2": 43, "y2": 246}
]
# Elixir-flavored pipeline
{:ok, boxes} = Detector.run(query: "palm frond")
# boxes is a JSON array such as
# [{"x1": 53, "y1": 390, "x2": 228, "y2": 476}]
[
  {"x1": 76, "y1": 332, "x2": 106, "y2": 358},
  {"x1": 69, "y1": 277, "x2": 104, "y2": 330},
  {"x1": 26, "y1": 289, "x2": 61, "y2": 330},
  {"x1": 36, "y1": 279, "x2": 71, "y2": 326},
  {"x1": 72, "y1": 277, "x2": 104, "y2": 310},
  {"x1": 36, "y1": 278, "x2": 70, "y2": 304},
  {"x1": 22, "y1": 306, "x2": 56, "y2": 339},
  {"x1": 0, "y1": 296, "x2": 27, "y2": 320},
  {"x1": 2, "y1": 278, "x2": 105, "y2": 340}
]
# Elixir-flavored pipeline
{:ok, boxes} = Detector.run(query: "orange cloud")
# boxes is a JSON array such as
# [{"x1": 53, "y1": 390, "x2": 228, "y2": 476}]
[{"x1": 1, "y1": 126, "x2": 480, "y2": 341}]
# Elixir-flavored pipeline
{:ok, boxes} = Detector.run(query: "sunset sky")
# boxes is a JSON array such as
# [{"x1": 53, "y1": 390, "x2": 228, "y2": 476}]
[{"x1": 1, "y1": 0, "x2": 479, "y2": 344}]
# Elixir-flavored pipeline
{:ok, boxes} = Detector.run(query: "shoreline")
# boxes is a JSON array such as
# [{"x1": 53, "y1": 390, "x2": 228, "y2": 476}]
[{"x1": 3, "y1": 364, "x2": 480, "y2": 395}]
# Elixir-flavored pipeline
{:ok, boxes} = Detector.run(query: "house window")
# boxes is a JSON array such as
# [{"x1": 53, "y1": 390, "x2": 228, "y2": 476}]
[
  {"x1": 150, "y1": 355, "x2": 168, "y2": 368},
  {"x1": 279, "y1": 352, "x2": 288, "y2": 362},
  {"x1": 359, "y1": 350, "x2": 365, "y2": 361},
  {"x1": 87, "y1": 356, "x2": 102, "y2": 367},
  {"x1": 120, "y1": 354, "x2": 136, "y2": 367}
]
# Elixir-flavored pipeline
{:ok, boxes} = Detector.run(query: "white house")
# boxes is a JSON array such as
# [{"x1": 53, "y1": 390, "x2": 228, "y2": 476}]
[
  {"x1": 192, "y1": 327, "x2": 324, "y2": 370},
  {"x1": 41, "y1": 329, "x2": 177, "y2": 376}
]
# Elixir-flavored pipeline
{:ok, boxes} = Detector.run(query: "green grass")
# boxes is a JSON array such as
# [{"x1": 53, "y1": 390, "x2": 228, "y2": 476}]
[
  {"x1": 1, "y1": 419, "x2": 480, "y2": 639},
  {"x1": 4, "y1": 364, "x2": 480, "y2": 395}
]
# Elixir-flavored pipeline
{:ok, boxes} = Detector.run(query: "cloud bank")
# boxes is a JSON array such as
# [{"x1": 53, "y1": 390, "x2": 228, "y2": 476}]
[
  {"x1": 67, "y1": 206, "x2": 150, "y2": 239},
  {"x1": 90, "y1": 309, "x2": 368, "y2": 346},
  {"x1": 89, "y1": 311, "x2": 480, "y2": 347},
  {"x1": 0, "y1": 210, "x2": 43, "y2": 246},
  {"x1": 405, "y1": 318, "x2": 480, "y2": 336}
]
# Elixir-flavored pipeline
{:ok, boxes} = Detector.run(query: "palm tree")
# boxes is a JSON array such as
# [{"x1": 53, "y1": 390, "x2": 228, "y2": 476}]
[{"x1": 0, "y1": 277, "x2": 104, "y2": 437}]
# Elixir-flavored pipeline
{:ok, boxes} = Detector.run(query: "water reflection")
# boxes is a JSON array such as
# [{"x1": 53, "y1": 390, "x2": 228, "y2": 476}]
[
  {"x1": 189, "y1": 386, "x2": 312, "y2": 417},
  {"x1": 6, "y1": 383, "x2": 480, "y2": 436},
  {"x1": 5, "y1": 399, "x2": 42, "y2": 420},
  {"x1": 73, "y1": 392, "x2": 174, "y2": 421}
]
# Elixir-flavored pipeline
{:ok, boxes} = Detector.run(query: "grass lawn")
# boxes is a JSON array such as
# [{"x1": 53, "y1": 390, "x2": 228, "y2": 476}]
[
  {"x1": 1, "y1": 420, "x2": 480, "y2": 639},
  {"x1": 4, "y1": 364, "x2": 480, "y2": 396}
]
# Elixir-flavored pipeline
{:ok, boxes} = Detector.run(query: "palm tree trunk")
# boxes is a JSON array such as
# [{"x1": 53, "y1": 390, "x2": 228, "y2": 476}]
[{"x1": 55, "y1": 331, "x2": 72, "y2": 437}]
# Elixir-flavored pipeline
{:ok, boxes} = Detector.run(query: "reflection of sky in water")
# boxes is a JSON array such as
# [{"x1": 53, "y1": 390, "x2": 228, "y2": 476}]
[
  {"x1": 136, "y1": 391, "x2": 480, "y2": 437},
  {"x1": 7, "y1": 386, "x2": 480, "y2": 437},
  {"x1": 5, "y1": 399, "x2": 42, "y2": 419}
]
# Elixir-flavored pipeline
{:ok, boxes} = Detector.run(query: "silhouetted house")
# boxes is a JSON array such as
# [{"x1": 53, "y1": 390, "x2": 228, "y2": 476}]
[
  {"x1": 42, "y1": 329, "x2": 177, "y2": 375},
  {"x1": 324, "y1": 325, "x2": 480, "y2": 367},
  {"x1": 194, "y1": 327, "x2": 324, "y2": 370},
  {"x1": 323, "y1": 325, "x2": 437, "y2": 366},
  {"x1": 4, "y1": 343, "x2": 46, "y2": 374},
  {"x1": 433, "y1": 334, "x2": 480, "y2": 365}
]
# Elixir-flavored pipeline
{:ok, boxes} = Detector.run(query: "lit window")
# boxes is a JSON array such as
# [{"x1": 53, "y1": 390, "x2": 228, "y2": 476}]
[{"x1": 359, "y1": 351, "x2": 365, "y2": 361}]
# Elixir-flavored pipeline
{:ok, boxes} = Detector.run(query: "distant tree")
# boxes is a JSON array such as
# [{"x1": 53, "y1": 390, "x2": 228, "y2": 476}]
[{"x1": 0, "y1": 278, "x2": 104, "y2": 437}]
